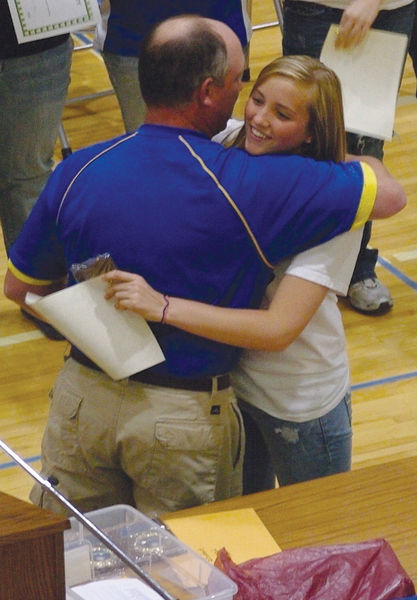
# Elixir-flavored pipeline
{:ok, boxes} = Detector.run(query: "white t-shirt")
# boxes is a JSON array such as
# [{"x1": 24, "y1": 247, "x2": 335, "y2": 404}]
[
  {"x1": 213, "y1": 119, "x2": 362, "y2": 422},
  {"x1": 232, "y1": 229, "x2": 362, "y2": 422}
]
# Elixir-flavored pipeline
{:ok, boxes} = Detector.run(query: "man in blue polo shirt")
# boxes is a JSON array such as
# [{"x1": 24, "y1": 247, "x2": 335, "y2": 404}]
[{"x1": 4, "y1": 16, "x2": 405, "y2": 516}]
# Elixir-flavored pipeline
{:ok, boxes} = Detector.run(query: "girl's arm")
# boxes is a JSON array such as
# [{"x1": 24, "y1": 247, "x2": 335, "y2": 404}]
[{"x1": 103, "y1": 270, "x2": 328, "y2": 351}]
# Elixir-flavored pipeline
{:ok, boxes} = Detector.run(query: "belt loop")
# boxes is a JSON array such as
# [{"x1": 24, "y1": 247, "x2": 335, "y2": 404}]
[{"x1": 211, "y1": 376, "x2": 218, "y2": 399}]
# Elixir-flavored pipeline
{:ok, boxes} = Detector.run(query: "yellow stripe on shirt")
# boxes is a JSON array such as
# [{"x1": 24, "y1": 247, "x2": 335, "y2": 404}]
[
  {"x1": 7, "y1": 259, "x2": 56, "y2": 286},
  {"x1": 352, "y1": 162, "x2": 377, "y2": 230}
]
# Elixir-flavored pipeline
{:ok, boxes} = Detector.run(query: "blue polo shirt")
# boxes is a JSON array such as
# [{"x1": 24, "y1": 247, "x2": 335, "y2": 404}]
[{"x1": 9, "y1": 125, "x2": 375, "y2": 377}]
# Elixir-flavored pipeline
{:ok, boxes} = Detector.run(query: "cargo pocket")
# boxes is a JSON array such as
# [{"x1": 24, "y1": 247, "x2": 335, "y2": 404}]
[
  {"x1": 29, "y1": 386, "x2": 84, "y2": 510},
  {"x1": 43, "y1": 385, "x2": 84, "y2": 468},
  {"x1": 142, "y1": 419, "x2": 223, "y2": 510}
]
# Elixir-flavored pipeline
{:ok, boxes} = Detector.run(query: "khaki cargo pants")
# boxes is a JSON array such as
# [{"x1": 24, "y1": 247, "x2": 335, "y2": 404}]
[{"x1": 30, "y1": 358, "x2": 244, "y2": 516}]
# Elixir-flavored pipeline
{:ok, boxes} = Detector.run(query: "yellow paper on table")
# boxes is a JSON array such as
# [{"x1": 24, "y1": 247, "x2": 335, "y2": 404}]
[{"x1": 164, "y1": 507, "x2": 280, "y2": 564}]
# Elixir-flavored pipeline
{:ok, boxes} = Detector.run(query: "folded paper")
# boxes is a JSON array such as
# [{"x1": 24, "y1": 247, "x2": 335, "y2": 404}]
[
  {"x1": 320, "y1": 26, "x2": 408, "y2": 140},
  {"x1": 25, "y1": 276, "x2": 165, "y2": 380}
]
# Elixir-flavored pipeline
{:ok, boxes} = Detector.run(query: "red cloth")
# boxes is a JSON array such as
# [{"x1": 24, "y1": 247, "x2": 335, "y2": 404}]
[{"x1": 215, "y1": 539, "x2": 415, "y2": 600}]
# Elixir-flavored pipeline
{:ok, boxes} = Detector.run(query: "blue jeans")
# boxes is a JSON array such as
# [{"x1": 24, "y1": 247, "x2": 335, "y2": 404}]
[
  {"x1": 282, "y1": 0, "x2": 416, "y2": 283},
  {"x1": 102, "y1": 51, "x2": 146, "y2": 133},
  {"x1": 239, "y1": 392, "x2": 352, "y2": 491},
  {"x1": 0, "y1": 37, "x2": 73, "y2": 253},
  {"x1": 409, "y1": 7, "x2": 417, "y2": 94}
]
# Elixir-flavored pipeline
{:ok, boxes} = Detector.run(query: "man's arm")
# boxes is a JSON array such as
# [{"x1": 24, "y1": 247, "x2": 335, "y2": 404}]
[
  {"x1": 346, "y1": 154, "x2": 407, "y2": 219},
  {"x1": 4, "y1": 269, "x2": 67, "y2": 321}
]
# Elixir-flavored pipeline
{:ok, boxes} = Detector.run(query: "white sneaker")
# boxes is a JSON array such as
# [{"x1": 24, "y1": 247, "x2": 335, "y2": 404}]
[{"x1": 347, "y1": 277, "x2": 393, "y2": 315}]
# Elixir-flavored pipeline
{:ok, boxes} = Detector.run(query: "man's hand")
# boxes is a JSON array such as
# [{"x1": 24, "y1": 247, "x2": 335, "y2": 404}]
[{"x1": 336, "y1": 0, "x2": 382, "y2": 48}]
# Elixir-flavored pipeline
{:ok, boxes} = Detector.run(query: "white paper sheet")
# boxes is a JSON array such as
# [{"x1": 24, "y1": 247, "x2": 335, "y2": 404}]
[
  {"x1": 320, "y1": 25, "x2": 408, "y2": 140},
  {"x1": 67, "y1": 578, "x2": 164, "y2": 600},
  {"x1": 7, "y1": 0, "x2": 101, "y2": 43},
  {"x1": 25, "y1": 277, "x2": 165, "y2": 380}
]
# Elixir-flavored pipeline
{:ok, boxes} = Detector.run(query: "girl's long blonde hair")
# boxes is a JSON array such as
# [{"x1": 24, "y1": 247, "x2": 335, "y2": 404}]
[{"x1": 233, "y1": 55, "x2": 346, "y2": 162}]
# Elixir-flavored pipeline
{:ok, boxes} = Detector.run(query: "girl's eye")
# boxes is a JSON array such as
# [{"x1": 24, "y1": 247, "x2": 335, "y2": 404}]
[
  {"x1": 276, "y1": 110, "x2": 290, "y2": 120},
  {"x1": 252, "y1": 96, "x2": 263, "y2": 105}
]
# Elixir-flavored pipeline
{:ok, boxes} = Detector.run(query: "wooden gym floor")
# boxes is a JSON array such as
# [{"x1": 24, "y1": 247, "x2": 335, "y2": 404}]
[{"x1": 1, "y1": 0, "x2": 417, "y2": 501}]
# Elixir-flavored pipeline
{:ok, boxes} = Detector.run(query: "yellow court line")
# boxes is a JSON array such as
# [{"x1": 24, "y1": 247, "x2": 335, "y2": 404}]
[{"x1": 0, "y1": 331, "x2": 44, "y2": 347}]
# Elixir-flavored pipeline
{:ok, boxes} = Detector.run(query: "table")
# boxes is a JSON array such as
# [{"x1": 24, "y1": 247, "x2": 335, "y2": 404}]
[
  {"x1": 0, "y1": 491, "x2": 70, "y2": 599},
  {"x1": 163, "y1": 457, "x2": 417, "y2": 584}
]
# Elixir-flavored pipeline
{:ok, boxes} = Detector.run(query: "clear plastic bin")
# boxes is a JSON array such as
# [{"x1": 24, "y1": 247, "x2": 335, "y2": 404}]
[{"x1": 64, "y1": 504, "x2": 237, "y2": 600}]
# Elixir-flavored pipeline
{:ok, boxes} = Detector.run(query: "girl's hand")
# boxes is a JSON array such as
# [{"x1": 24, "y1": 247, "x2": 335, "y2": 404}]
[
  {"x1": 102, "y1": 270, "x2": 167, "y2": 322},
  {"x1": 336, "y1": 0, "x2": 382, "y2": 48}
]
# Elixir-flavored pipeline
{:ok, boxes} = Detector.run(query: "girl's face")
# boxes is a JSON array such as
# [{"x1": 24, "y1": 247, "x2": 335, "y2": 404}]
[{"x1": 244, "y1": 75, "x2": 313, "y2": 156}]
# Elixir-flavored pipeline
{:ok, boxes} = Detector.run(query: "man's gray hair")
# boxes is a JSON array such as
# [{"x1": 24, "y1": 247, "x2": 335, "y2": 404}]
[{"x1": 139, "y1": 16, "x2": 228, "y2": 108}]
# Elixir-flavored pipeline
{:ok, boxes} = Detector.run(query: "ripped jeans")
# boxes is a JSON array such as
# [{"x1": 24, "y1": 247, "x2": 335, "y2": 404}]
[{"x1": 239, "y1": 392, "x2": 352, "y2": 492}]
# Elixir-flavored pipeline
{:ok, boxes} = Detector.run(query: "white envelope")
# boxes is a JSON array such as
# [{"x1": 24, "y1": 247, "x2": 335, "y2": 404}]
[
  {"x1": 320, "y1": 25, "x2": 408, "y2": 140},
  {"x1": 26, "y1": 276, "x2": 165, "y2": 380}
]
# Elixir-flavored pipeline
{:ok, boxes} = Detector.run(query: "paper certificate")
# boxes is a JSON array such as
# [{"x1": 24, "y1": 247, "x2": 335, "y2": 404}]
[
  {"x1": 25, "y1": 276, "x2": 165, "y2": 381},
  {"x1": 8, "y1": 0, "x2": 101, "y2": 44},
  {"x1": 320, "y1": 25, "x2": 408, "y2": 140},
  {"x1": 68, "y1": 578, "x2": 164, "y2": 600}
]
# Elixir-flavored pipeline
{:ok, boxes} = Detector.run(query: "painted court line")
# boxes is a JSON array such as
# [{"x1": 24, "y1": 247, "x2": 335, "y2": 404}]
[
  {"x1": 377, "y1": 255, "x2": 417, "y2": 291},
  {"x1": 0, "y1": 455, "x2": 41, "y2": 470},
  {"x1": 393, "y1": 249, "x2": 417, "y2": 262},
  {"x1": 352, "y1": 369, "x2": 417, "y2": 391},
  {"x1": 0, "y1": 330, "x2": 43, "y2": 347}
]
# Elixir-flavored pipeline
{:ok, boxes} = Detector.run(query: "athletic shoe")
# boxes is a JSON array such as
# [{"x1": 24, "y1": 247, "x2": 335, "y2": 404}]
[{"x1": 347, "y1": 277, "x2": 393, "y2": 315}]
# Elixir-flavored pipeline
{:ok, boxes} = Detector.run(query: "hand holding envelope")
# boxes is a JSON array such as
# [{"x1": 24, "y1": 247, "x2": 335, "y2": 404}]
[
  {"x1": 25, "y1": 276, "x2": 165, "y2": 381},
  {"x1": 320, "y1": 25, "x2": 408, "y2": 140}
]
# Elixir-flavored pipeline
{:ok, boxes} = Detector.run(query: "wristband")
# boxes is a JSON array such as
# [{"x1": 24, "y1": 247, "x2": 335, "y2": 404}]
[{"x1": 161, "y1": 295, "x2": 170, "y2": 323}]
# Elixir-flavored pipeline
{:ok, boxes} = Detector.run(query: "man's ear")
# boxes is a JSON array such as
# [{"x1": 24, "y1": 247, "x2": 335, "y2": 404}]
[{"x1": 197, "y1": 77, "x2": 217, "y2": 107}]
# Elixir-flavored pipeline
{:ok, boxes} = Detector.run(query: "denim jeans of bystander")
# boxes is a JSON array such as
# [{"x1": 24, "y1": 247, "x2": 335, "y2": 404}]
[{"x1": 0, "y1": 37, "x2": 73, "y2": 253}]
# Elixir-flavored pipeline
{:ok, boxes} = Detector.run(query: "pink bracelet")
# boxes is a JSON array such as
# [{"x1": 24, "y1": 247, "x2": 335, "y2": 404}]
[{"x1": 161, "y1": 295, "x2": 170, "y2": 323}]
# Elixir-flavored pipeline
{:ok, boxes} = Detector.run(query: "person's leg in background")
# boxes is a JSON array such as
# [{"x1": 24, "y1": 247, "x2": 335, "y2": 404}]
[
  {"x1": 242, "y1": 0, "x2": 253, "y2": 81},
  {"x1": 239, "y1": 399, "x2": 277, "y2": 494},
  {"x1": 408, "y1": 6, "x2": 417, "y2": 96},
  {"x1": 102, "y1": 51, "x2": 146, "y2": 133},
  {"x1": 0, "y1": 37, "x2": 72, "y2": 254},
  {"x1": 0, "y1": 37, "x2": 72, "y2": 339},
  {"x1": 346, "y1": 3, "x2": 415, "y2": 312},
  {"x1": 345, "y1": 135, "x2": 392, "y2": 314},
  {"x1": 282, "y1": 0, "x2": 415, "y2": 314}
]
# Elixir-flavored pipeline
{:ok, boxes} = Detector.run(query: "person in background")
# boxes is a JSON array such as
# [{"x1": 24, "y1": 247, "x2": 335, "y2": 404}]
[
  {"x1": 409, "y1": 8, "x2": 417, "y2": 95},
  {"x1": 0, "y1": 3, "x2": 72, "y2": 340},
  {"x1": 4, "y1": 16, "x2": 404, "y2": 518},
  {"x1": 103, "y1": 55, "x2": 364, "y2": 491},
  {"x1": 281, "y1": 0, "x2": 415, "y2": 315},
  {"x1": 94, "y1": 0, "x2": 252, "y2": 132}
]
